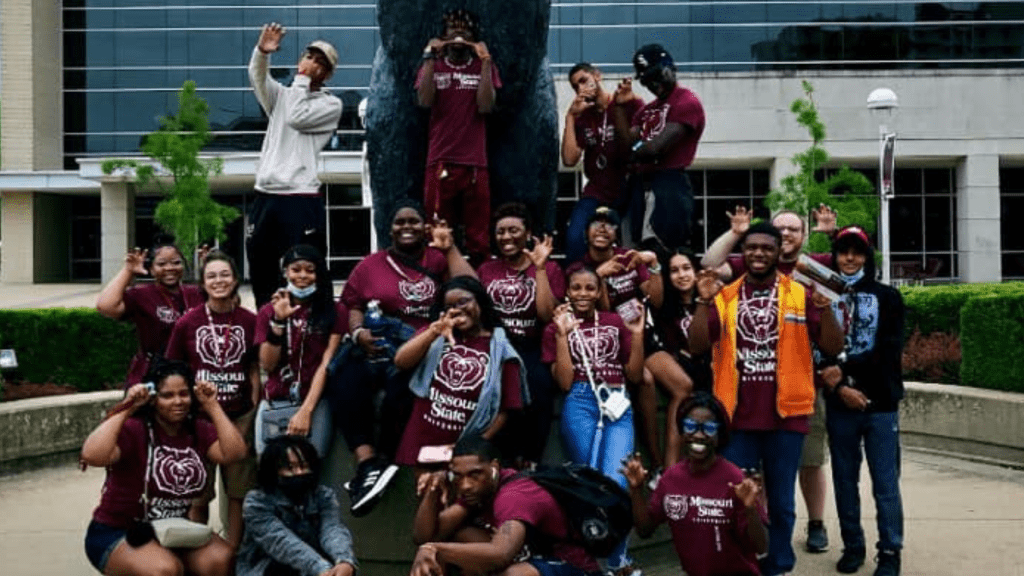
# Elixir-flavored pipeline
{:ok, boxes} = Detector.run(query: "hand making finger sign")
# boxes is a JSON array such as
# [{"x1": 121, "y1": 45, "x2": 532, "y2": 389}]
[
  {"x1": 730, "y1": 477, "x2": 762, "y2": 509},
  {"x1": 614, "y1": 78, "x2": 635, "y2": 105},
  {"x1": 727, "y1": 206, "x2": 752, "y2": 235},
  {"x1": 696, "y1": 269, "x2": 724, "y2": 301},
  {"x1": 553, "y1": 304, "x2": 580, "y2": 336},
  {"x1": 124, "y1": 248, "x2": 148, "y2": 276},
  {"x1": 524, "y1": 234, "x2": 554, "y2": 266},
  {"x1": 270, "y1": 288, "x2": 302, "y2": 322}
]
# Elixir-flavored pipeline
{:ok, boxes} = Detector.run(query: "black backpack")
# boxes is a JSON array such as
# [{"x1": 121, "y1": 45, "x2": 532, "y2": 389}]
[{"x1": 522, "y1": 463, "x2": 633, "y2": 558}]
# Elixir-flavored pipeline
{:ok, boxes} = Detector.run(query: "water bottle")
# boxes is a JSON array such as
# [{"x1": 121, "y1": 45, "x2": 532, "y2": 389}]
[{"x1": 363, "y1": 300, "x2": 395, "y2": 361}]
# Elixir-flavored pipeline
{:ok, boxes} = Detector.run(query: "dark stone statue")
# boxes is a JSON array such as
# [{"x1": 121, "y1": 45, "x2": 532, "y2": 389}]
[{"x1": 365, "y1": 0, "x2": 559, "y2": 247}]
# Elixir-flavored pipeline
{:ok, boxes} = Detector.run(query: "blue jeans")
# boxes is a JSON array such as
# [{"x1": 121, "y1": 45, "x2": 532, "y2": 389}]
[
  {"x1": 826, "y1": 408, "x2": 903, "y2": 553},
  {"x1": 560, "y1": 381, "x2": 634, "y2": 569},
  {"x1": 721, "y1": 429, "x2": 805, "y2": 576},
  {"x1": 565, "y1": 197, "x2": 603, "y2": 264}
]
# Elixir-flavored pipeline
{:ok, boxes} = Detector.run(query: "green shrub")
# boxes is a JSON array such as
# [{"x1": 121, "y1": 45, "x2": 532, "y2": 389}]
[
  {"x1": 960, "y1": 294, "x2": 1024, "y2": 393},
  {"x1": 900, "y1": 282, "x2": 1024, "y2": 337},
  {"x1": 0, "y1": 308, "x2": 136, "y2": 392}
]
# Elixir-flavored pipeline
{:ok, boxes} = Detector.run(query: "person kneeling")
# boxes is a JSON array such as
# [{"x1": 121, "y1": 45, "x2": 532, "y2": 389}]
[
  {"x1": 623, "y1": 392, "x2": 768, "y2": 576},
  {"x1": 237, "y1": 436, "x2": 357, "y2": 576}
]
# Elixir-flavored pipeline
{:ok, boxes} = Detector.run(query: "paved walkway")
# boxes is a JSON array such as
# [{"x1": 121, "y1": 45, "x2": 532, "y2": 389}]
[{"x1": 1, "y1": 449, "x2": 1022, "y2": 576}]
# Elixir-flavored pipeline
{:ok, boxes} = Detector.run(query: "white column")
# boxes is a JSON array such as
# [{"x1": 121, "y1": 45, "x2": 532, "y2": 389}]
[
  {"x1": 956, "y1": 154, "x2": 1001, "y2": 283},
  {"x1": 100, "y1": 180, "x2": 136, "y2": 282},
  {"x1": 769, "y1": 157, "x2": 802, "y2": 213},
  {"x1": 0, "y1": 191, "x2": 36, "y2": 284}
]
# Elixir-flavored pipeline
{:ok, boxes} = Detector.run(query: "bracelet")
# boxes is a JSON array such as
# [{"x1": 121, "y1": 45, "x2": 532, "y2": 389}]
[
  {"x1": 647, "y1": 264, "x2": 662, "y2": 275},
  {"x1": 270, "y1": 317, "x2": 287, "y2": 328},
  {"x1": 695, "y1": 297, "x2": 713, "y2": 306},
  {"x1": 351, "y1": 327, "x2": 367, "y2": 342},
  {"x1": 422, "y1": 48, "x2": 435, "y2": 60},
  {"x1": 631, "y1": 140, "x2": 644, "y2": 152},
  {"x1": 265, "y1": 329, "x2": 284, "y2": 346}
]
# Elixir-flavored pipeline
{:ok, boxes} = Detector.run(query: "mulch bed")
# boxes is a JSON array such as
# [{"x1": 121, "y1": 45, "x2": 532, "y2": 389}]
[{"x1": 1, "y1": 382, "x2": 79, "y2": 402}]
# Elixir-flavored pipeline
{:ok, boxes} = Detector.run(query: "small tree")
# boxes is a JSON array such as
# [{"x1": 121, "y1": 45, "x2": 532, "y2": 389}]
[
  {"x1": 765, "y1": 81, "x2": 879, "y2": 254},
  {"x1": 102, "y1": 81, "x2": 238, "y2": 262}
]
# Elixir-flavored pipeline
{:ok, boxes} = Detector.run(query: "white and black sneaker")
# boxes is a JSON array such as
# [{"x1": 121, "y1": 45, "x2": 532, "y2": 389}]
[{"x1": 348, "y1": 456, "x2": 399, "y2": 517}]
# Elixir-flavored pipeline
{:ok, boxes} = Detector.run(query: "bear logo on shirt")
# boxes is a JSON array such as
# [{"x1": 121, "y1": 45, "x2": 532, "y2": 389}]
[
  {"x1": 435, "y1": 345, "x2": 490, "y2": 392},
  {"x1": 487, "y1": 276, "x2": 536, "y2": 314},
  {"x1": 400, "y1": 278, "x2": 437, "y2": 303},
  {"x1": 152, "y1": 445, "x2": 207, "y2": 497},
  {"x1": 664, "y1": 494, "x2": 689, "y2": 521},
  {"x1": 195, "y1": 325, "x2": 247, "y2": 367}
]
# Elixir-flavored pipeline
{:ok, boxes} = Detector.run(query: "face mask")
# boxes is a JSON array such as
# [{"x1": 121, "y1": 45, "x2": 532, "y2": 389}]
[
  {"x1": 287, "y1": 282, "x2": 317, "y2": 299},
  {"x1": 278, "y1": 473, "x2": 316, "y2": 500},
  {"x1": 840, "y1": 269, "x2": 865, "y2": 286}
]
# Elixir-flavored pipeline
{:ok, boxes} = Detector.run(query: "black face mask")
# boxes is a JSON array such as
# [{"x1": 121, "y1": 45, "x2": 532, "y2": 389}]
[{"x1": 278, "y1": 473, "x2": 316, "y2": 501}]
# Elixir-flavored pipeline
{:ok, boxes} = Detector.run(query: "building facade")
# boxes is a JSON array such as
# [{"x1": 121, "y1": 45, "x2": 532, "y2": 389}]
[{"x1": 2, "y1": 0, "x2": 1023, "y2": 284}]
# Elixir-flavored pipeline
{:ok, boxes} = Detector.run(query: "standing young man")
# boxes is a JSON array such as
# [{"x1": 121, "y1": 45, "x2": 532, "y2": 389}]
[
  {"x1": 702, "y1": 204, "x2": 839, "y2": 552},
  {"x1": 819, "y1": 226, "x2": 905, "y2": 576},
  {"x1": 610, "y1": 44, "x2": 704, "y2": 252},
  {"x1": 417, "y1": 9, "x2": 501, "y2": 265},
  {"x1": 561, "y1": 63, "x2": 643, "y2": 264},
  {"x1": 689, "y1": 222, "x2": 845, "y2": 576},
  {"x1": 247, "y1": 23, "x2": 343, "y2": 307}
]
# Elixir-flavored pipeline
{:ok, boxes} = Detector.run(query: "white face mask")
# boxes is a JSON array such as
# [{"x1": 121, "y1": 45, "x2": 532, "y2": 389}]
[{"x1": 287, "y1": 282, "x2": 317, "y2": 299}]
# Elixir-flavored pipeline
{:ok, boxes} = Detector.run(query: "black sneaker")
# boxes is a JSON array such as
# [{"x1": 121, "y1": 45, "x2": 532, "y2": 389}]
[
  {"x1": 837, "y1": 547, "x2": 866, "y2": 573},
  {"x1": 806, "y1": 520, "x2": 829, "y2": 553},
  {"x1": 348, "y1": 456, "x2": 399, "y2": 517},
  {"x1": 873, "y1": 549, "x2": 900, "y2": 576}
]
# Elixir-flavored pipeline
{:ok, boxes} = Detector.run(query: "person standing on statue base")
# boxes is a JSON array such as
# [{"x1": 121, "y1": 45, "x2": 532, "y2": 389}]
[
  {"x1": 246, "y1": 22, "x2": 343, "y2": 308},
  {"x1": 416, "y1": 9, "x2": 502, "y2": 266},
  {"x1": 610, "y1": 44, "x2": 704, "y2": 253}
]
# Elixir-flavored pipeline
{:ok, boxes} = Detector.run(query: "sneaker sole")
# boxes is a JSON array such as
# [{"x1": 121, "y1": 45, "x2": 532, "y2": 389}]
[
  {"x1": 350, "y1": 464, "x2": 399, "y2": 516},
  {"x1": 806, "y1": 542, "x2": 829, "y2": 553}
]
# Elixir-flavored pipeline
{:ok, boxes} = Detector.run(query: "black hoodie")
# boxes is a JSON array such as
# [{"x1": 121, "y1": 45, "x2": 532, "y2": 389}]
[{"x1": 827, "y1": 243, "x2": 906, "y2": 413}]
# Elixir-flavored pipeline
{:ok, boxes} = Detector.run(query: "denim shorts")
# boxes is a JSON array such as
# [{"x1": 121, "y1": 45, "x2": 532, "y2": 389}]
[
  {"x1": 84, "y1": 520, "x2": 126, "y2": 572},
  {"x1": 527, "y1": 556, "x2": 602, "y2": 576}
]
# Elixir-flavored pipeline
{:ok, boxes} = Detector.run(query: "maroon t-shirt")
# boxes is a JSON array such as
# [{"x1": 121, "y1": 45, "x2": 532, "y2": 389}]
[
  {"x1": 567, "y1": 248, "x2": 650, "y2": 310},
  {"x1": 486, "y1": 470, "x2": 600, "y2": 572},
  {"x1": 121, "y1": 283, "x2": 204, "y2": 385},
  {"x1": 542, "y1": 311, "x2": 632, "y2": 386},
  {"x1": 165, "y1": 305, "x2": 257, "y2": 418},
  {"x1": 254, "y1": 301, "x2": 348, "y2": 402},
  {"x1": 726, "y1": 253, "x2": 832, "y2": 280},
  {"x1": 574, "y1": 98, "x2": 643, "y2": 204},
  {"x1": 416, "y1": 57, "x2": 503, "y2": 167},
  {"x1": 705, "y1": 280, "x2": 821, "y2": 433},
  {"x1": 631, "y1": 85, "x2": 704, "y2": 173},
  {"x1": 341, "y1": 249, "x2": 448, "y2": 330},
  {"x1": 648, "y1": 458, "x2": 767, "y2": 576},
  {"x1": 395, "y1": 334, "x2": 523, "y2": 465},
  {"x1": 92, "y1": 417, "x2": 218, "y2": 528},
  {"x1": 478, "y1": 259, "x2": 566, "y2": 343}
]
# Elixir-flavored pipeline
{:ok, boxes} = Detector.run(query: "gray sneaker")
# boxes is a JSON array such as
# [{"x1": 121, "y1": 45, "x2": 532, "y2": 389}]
[{"x1": 806, "y1": 520, "x2": 829, "y2": 553}]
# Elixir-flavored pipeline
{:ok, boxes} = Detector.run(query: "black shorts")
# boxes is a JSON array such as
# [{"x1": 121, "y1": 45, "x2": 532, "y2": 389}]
[{"x1": 84, "y1": 520, "x2": 126, "y2": 572}]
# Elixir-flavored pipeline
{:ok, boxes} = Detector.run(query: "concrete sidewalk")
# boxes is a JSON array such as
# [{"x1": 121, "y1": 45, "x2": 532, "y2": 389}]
[{"x1": 1, "y1": 449, "x2": 1022, "y2": 576}]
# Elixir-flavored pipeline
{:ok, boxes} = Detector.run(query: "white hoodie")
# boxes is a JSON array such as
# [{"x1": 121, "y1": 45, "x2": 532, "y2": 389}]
[{"x1": 249, "y1": 47, "x2": 343, "y2": 195}]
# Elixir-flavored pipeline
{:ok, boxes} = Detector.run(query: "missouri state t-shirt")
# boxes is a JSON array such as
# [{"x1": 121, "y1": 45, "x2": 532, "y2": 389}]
[
  {"x1": 93, "y1": 417, "x2": 218, "y2": 528},
  {"x1": 416, "y1": 56, "x2": 502, "y2": 167},
  {"x1": 341, "y1": 249, "x2": 448, "y2": 330},
  {"x1": 254, "y1": 301, "x2": 348, "y2": 402},
  {"x1": 395, "y1": 334, "x2": 523, "y2": 465},
  {"x1": 574, "y1": 98, "x2": 643, "y2": 205},
  {"x1": 478, "y1": 259, "x2": 566, "y2": 343},
  {"x1": 567, "y1": 247, "x2": 649, "y2": 310},
  {"x1": 121, "y1": 283, "x2": 204, "y2": 385},
  {"x1": 542, "y1": 311, "x2": 632, "y2": 386},
  {"x1": 165, "y1": 305, "x2": 257, "y2": 418},
  {"x1": 648, "y1": 458, "x2": 767, "y2": 576},
  {"x1": 631, "y1": 84, "x2": 705, "y2": 173}
]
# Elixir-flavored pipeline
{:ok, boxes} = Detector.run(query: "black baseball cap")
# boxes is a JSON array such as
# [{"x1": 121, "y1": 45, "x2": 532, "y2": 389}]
[
  {"x1": 587, "y1": 206, "x2": 621, "y2": 228},
  {"x1": 633, "y1": 44, "x2": 675, "y2": 80}
]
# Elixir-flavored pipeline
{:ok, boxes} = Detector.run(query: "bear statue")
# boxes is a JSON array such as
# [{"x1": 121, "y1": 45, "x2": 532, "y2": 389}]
[{"x1": 364, "y1": 0, "x2": 559, "y2": 247}]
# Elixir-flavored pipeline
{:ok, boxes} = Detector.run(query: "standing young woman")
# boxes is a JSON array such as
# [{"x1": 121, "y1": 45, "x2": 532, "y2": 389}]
[
  {"x1": 96, "y1": 236, "x2": 203, "y2": 386},
  {"x1": 331, "y1": 199, "x2": 477, "y2": 516},
  {"x1": 639, "y1": 248, "x2": 709, "y2": 469},
  {"x1": 394, "y1": 276, "x2": 527, "y2": 474},
  {"x1": 623, "y1": 392, "x2": 768, "y2": 576},
  {"x1": 166, "y1": 250, "x2": 259, "y2": 549},
  {"x1": 255, "y1": 244, "x2": 347, "y2": 458},
  {"x1": 477, "y1": 202, "x2": 564, "y2": 464},
  {"x1": 81, "y1": 360, "x2": 246, "y2": 576},
  {"x1": 542, "y1": 266, "x2": 644, "y2": 575}
]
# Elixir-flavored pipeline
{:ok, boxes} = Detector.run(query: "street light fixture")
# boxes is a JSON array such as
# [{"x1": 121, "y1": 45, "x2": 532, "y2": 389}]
[{"x1": 867, "y1": 88, "x2": 899, "y2": 284}]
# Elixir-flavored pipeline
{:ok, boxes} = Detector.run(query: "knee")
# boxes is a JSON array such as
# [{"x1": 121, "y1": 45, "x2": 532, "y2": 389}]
[
  {"x1": 197, "y1": 545, "x2": 235, "y2": 576},
  {"x1": 146, "y1": 556, "x2": 184, "y2": 576}
]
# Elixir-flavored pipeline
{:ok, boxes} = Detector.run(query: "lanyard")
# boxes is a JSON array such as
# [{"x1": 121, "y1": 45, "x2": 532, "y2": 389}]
[
  {"x1": 285, "y1": 314, "x2": 307, "y2": 402},
  {"x1": 203, "y1": 305, "x2": 236, "y2": 368},
  {"x1": 385, "y1": 254, "x2": 423, "y2": 283}
]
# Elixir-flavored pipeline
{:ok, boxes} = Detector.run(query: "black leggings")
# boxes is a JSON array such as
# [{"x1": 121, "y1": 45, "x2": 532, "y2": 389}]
[{"x1": 325, "y1": 355, "x2": 413, "y2": 459}]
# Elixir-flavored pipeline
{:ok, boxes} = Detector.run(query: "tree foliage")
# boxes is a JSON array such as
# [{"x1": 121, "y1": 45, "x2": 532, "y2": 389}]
[
  {"x1": 765, "y1": 81, "x2": 879, "y2": 254},
  {"x1": 101, "y1": 81, "x2": 238, "y2": 260}
]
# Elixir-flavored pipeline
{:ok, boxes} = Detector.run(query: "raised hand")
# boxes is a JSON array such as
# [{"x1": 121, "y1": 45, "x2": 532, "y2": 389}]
[
  {"x1": 431, "y1": 309, "x2": 458, "y2": 346},
  {"x1": 811, "y1": 203, "x2": 838, "y2": 234},
  {"x1": 124, "y1": 248, "x2": 148, "y2": 276},
  {"x1": 727, "y1": 206, "x2": 752, "y2": 235},
  {"x1": 473, "y1": 40, "x2": 491, "y2": 61},
  {"x1": 416, "y1": 470, "x2": 450, "y2": 501},
  {"x1": 731, "y1": 477, "x2": 762, "y2": 509},
  {"x1": 258, "y1": 22, "x2": 285, "y2": 54},
  {"x1": 596, "y1": 258, "x2": 626, "y2": 279},
  {"x1": 614, "y1": 78, "x2": 635, "y2": 105},
  {"x1": 195, "y1": 380, "x2": 219, "y2": 411},
  {"x1": 271, "y1": 288, "x2": 302, "y2": 321},
  {"x1": 567, "y1": 93, "x2": 594, "y2": 117},
  {"x1": 620, "y1": 453, "x2": 649, "y2": 490},
  {"x1": 126, "y1": 383, "x2": 155, "y2": 411},
  {"x1": 696, "y1": 269, "x2": 724, "y2": 300},
  {"x1": 524, "y1": 234, "x2": 554, "y2": 266},
  {"x1": 553, "y1": 304, "x2": 580, "y2": 336},
  {"x1": 424, "y1": 38, "x2": 445, "y2": 55},
  {"x1": 428, "y1": 219, "x2": 455, "y2": 253}
]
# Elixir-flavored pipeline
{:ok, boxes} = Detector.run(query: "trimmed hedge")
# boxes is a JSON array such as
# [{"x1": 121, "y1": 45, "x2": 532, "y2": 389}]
[
  {"x1": 900, "y1": 282, "x2": 1024, "y2": 337},
  {"x1": 0, "y1": 308, "x2": 135, "y2": 392},
  {"x1": 960, "y1": 294, "x2": 1024, "y2": 393}
]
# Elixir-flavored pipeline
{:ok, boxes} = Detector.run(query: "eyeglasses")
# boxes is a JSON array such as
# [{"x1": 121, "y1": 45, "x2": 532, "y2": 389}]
[
  {"x1": 446, "y1": 295, "x2": 475, "y2": 310},
  {"x1": 682, "y1": 418, "x2": 720, "y2": 436},
  {"x1": 589, "y1": 221, "x2": 615, "y2": 230}
]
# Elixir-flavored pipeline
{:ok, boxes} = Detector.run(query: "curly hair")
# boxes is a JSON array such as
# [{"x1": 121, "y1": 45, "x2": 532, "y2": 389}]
[{"x1": 430, "y1": 275, "x2": 504, "y2": 334}]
